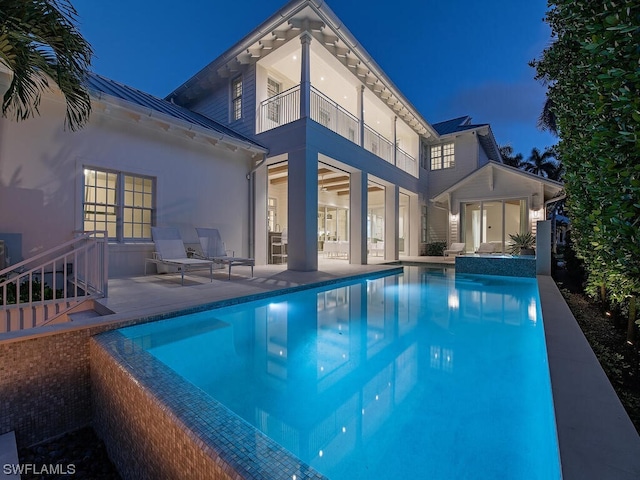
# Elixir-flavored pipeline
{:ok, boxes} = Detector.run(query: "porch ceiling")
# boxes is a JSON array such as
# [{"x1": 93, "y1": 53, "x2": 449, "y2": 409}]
[{"x1": 168, "y1": 1, "x2": 436, "y2": 140}]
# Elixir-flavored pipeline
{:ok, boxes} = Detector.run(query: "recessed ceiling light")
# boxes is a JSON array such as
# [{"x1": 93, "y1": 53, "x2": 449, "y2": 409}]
[{"x1": 292, "y1": 55, "x2": 297, "y2": 60}]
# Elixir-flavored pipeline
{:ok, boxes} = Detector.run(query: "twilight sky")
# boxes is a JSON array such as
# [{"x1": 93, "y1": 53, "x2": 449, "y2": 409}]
[{"x1": 72, "y1": 0, "x2": 556, "y2": 157}]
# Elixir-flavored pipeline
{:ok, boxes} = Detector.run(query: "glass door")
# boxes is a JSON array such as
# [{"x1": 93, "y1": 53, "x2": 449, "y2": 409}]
[{"x1": 462, "y1": 199, "x2": 527, "y2": 253}]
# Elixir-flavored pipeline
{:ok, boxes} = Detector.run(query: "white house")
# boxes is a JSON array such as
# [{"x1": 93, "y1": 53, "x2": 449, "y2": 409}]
[{"x1": 0, "y1": 0, "x2": 562, "y2": 278}]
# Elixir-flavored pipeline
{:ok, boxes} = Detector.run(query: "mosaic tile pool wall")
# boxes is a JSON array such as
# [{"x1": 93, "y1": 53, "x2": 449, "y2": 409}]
[
  {"x1": 91, "y1": 332, "x2": 327, "y2": 480},
  {"x1": 455, "y1": 255, "x2": 537, "y2": 277},
  {"x1": 0, "y1": 328, "x2": 99, "y2": 446}
]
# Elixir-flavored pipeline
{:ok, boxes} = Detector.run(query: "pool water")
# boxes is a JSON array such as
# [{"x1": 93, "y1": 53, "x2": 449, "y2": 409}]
[{"x1": 120, "y1": 267, "x2": 561, "y2": 479}]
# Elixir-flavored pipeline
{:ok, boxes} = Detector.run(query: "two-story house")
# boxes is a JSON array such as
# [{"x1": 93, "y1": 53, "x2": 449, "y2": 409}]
[{"x1": 0, "y1": 0, "x2": 562, "y2": 277}]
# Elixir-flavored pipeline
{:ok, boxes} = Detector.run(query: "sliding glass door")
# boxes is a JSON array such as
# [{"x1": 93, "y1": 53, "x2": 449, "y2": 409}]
[{"x1": 462, "y1": 199, "x2": 526, "y2": 253}]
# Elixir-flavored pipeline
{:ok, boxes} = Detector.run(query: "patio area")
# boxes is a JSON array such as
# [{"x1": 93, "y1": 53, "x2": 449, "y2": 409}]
[{"x1": 96, "y1": 256, "x2": 454, "y2": 319}]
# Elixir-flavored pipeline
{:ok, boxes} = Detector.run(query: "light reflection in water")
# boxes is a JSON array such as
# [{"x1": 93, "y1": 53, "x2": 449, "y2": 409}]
[{"x1": 122, "y1": 267, "x2": 559, "y2": 480}]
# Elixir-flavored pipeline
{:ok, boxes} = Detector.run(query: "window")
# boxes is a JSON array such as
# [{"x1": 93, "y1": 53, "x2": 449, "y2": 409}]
[
  {"x1": 421, "y1": 205, "x2": 428, "y2": 243},
  {"x1": 430, "y1": 143, "x2": 455, "y2": 170},
  {"x1": 267, "y1": 78, "x2": 281, "y2": 123},
  {"x1": 318, "y1": 108, "x2": 331, "y2": 128},
  {"x1": 83, "y1": 168, "x2": 154, "y2": 241},
  {"x1": 268, "y1": 197, "x2": 277, "y2": 232},
  {"x1": 231, "y1": 77, "x2": 243, "y2": 121}
]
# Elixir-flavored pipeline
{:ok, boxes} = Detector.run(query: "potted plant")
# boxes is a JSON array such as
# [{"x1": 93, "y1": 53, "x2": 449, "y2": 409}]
[{"x1": 508, "y1": 232, "x2": 536, "y2": 255}]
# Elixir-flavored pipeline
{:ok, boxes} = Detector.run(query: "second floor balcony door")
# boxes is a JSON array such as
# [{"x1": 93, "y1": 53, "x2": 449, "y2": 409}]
[{"x1": 267, "y1": 78, "x2": 282, "y2": 123}]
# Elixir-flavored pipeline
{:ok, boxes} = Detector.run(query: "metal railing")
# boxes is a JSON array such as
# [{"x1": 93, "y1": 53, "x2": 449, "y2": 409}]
[
  {"x1": 257, "y1": 83, "x2": 418, "y2": 177},
  {"x1": 364, "y1": 124, "x2": 394, "y2": 164},
  {"x1": 396, "y1": 146, "x2": 417, "y2": 177},
  {"x1": 0, "y1": 231, "x2": 108, "y2": 331},
  {"x1": 258, "y1": 85, "x2": 301, "y2": 133},
  {"x1": 310, "y1": 87, "x2": 360, "y2": 145}
]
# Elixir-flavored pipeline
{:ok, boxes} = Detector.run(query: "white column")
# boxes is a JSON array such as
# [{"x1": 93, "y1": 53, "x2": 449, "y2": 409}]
[
  {"x1": 287, "y1": 148, "x2": 318, "y2": 271},
  {"x1": 384, "y1": 185, "x2": 399, "y2": 260},
  {"x1": 393, "y1": 116, "x2": 397, "y2": 166},
  {"x1": 357, "y1": 85, "x2": 365, "y2": 147},
  {"x1": 349, "y1": 171, "x2": 368, "y2": 264},
  {"x1": 300, "y1": 32, "x2": 312, "y2": 120},
  {"x1": 253, "y1": 164, "x2": 268, "y2": 265}
]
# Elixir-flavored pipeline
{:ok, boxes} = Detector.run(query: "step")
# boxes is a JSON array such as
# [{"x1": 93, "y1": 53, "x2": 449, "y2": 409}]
[{"x1": 68, "y1": 309, "x2": 102, "y2": 322}]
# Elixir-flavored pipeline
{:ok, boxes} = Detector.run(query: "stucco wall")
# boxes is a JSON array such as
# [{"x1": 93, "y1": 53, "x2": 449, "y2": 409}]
[{"x1": 0, "y1": 80, "x2": 255, "y2": 277}]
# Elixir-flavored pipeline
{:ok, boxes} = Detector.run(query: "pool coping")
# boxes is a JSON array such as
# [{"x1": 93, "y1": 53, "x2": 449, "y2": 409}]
[{"x1": 538, "y1": 275, "x2": 640, "y2": 479}]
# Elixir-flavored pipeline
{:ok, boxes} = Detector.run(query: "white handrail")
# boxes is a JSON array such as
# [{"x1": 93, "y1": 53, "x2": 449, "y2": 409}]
[{"x1": 0, "y1": 231, "x2": 108, "y2": 330}]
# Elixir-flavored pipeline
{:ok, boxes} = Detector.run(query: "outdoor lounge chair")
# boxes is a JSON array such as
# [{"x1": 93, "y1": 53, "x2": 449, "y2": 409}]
[
  {"x1": 146, "y1": 227, "x2": 214, "y2": 285},
  {"x1": 443, "y1": 242, "x2": 466, "y2": 257},
  {"x1": 196, "y1": 227, "x2": 255, "y2": 279},
  {"x1": 475, "y1": 243, "x2": 496, "y2": 254}
]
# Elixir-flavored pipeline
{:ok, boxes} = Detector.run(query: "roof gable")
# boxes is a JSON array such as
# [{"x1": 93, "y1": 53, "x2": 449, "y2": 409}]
[
  {"x1": 432, "y1": 161, "x2": 563, "y2": 202},
  {"x1": 166, "y1": 0, "x2": 438, "y2": 139}
]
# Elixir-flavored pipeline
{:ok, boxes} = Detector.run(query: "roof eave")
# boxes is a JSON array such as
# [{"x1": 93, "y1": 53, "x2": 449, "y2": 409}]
[{"x1": 91, "y1": 90, "x2": 268, "y2": 155}]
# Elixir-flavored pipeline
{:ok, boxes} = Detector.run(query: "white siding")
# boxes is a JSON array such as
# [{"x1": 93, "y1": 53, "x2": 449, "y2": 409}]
[
  {"x1": 427, "y1": 133, "x2": 478, "y2": 197},
  {"x1": 190, "y1": 64, "x2": 257, "y2": 140}
]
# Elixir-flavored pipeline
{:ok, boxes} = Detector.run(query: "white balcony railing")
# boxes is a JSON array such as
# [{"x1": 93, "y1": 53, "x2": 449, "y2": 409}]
[
  {"x1": 257, "y1": 84, "x2": 417, "y2": 177},
  {"x1": 310, "y1": 87, "x2": 360, "y2": 145},
  {"x1": 363, "y1": 124, "x2": 394, "y2": 164},
  {"x1": 396, "y1": 146, "x2": 418, "y2": 177},
  {"x1": 258, "y1": 85, "x2": 301, "y2": 133}
]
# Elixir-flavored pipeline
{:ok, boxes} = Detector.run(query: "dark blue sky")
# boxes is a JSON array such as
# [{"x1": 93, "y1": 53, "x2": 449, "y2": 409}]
[{"x1": 72, "y1": 0, "x2": 556, "y2": 157}]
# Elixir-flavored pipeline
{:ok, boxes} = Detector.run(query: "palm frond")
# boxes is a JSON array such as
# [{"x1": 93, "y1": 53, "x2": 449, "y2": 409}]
[{"x1": 0, "y1": 0, "x2": 93, "y2": 131}]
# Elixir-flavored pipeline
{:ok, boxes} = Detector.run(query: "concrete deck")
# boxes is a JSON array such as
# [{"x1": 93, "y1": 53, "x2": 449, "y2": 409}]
[{"x1": 95, "y1": 256, "x2": 453, "y2": 319}]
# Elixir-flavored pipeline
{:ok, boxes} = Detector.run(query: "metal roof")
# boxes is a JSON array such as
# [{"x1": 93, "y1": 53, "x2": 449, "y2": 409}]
[
  {"x1": 431, "y1": 116, "x2": 489, "y2": 136},
  {"x1": 87, "y1": 73, "x2": 265, "y2": 150}
]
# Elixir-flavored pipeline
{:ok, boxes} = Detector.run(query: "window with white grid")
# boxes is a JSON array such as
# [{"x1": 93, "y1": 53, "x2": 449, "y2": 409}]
[
  {"x1": 232, "y1": 77, "x2": 243, "y2": 121},
  {"x1": 83, "y1": 168, "x2": 155, "y2": 241},
  {"x1": 430, "y1": 143, "x2": 455, "y2": 170}
]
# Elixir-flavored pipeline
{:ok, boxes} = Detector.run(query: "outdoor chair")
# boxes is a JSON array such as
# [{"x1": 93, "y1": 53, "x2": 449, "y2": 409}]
[
  {"x1": 146, "y1": 227, "x2": 213, "y2": 285},
  {"x1": 196, "y1": 227, "x2": 255, "y2": 279},
  {"x1": 270, "y1": 228, "x2": 288, "y2": 265},
  {"x1": 443, "y1": 242, "x2": 466, "y2": 257},
  {"x1": 475, "y1": 243, "x2": 496, "y2": 255}
]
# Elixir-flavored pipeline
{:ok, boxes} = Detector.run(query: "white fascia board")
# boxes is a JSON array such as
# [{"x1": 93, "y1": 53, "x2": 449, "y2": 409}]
[{"x1": 91, "y1": 91, "x2": 267, "y2": 155}]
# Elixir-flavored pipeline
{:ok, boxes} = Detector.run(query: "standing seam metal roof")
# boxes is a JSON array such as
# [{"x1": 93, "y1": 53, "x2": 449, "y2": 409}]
[{"x1": 87, "y1": 73, "x2": 265, "y2": 149}]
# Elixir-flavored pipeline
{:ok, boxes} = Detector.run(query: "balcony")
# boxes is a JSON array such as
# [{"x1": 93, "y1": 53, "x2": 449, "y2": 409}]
[{"x1": 258, "y1": 85, "x2": 417, "y2": 177}]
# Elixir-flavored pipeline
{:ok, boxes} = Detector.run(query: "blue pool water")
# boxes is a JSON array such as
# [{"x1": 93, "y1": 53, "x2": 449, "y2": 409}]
[{"x1": 120, "y1": 267, "x2": 561, "y2": 479}]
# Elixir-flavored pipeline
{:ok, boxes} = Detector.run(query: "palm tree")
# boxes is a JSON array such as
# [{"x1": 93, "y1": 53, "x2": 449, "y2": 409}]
[
  {"x1": 499, "y1": 145, "x2": 524, "y2": 168},
  {"x1": 0, "y1": 0, "x2": 93, "y2": 131},
  {"x1": 523, "y1": 147, "x2": 558, "y2": 178},
  {"x1": 538, "y1": 97, "x2": 558, "y2": 136}
]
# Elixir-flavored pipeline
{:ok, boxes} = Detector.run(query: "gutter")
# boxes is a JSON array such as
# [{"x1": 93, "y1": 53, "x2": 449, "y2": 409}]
[{"x1": 91, "y1": 90, "x2": 268, "y2": 155}]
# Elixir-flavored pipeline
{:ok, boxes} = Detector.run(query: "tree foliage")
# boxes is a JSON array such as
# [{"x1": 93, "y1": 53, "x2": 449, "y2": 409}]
[
  {"x1": 0, "y1": 0, "x2": 93, "y2": 131},
  {"x1": 499, "y1": 145, "x2": 524, "y2": 168},
  {"x1": 523, "y1": 147, "x2": 559, "y2": 179},
  {"x1": 531, "y1": 1, "x2": 640, "y2": 305}
]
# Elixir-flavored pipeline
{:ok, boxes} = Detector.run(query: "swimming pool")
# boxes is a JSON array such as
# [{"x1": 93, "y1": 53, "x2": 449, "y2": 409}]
[{"x1": 119, "y1": 266, "x2": 561, "y2": 479}]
